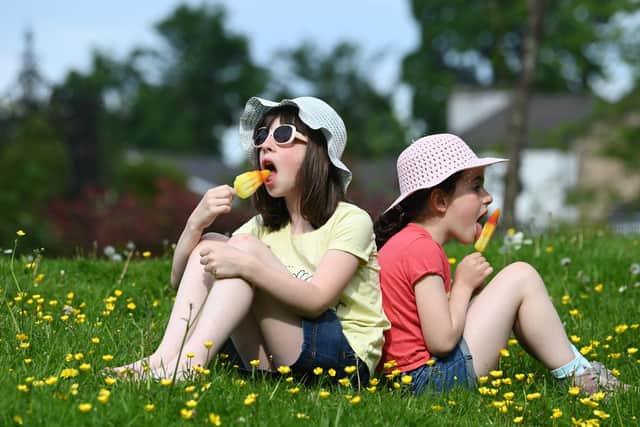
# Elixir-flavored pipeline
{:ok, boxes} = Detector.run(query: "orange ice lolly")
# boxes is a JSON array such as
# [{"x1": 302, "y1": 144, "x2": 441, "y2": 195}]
[
  {"x1": 233, "y1": 169, "x2": 271, "y2": 199},
  {"x1": 474, "y1": 208, "x2": 501, "y2": 252}
]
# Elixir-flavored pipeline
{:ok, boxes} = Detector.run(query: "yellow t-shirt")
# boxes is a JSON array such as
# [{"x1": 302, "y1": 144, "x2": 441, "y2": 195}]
[{"x1": 233, "y1": 202, "x2": 390, "y2": 375}]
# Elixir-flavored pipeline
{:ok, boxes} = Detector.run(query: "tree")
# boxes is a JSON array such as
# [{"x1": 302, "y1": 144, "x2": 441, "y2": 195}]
[
  {"x1": 120, "y1": 4, "x2": 268, "y2": 155},
  {"x1": 502, "y1": 0, "x2": 545, "y2": 229},
  {"x1": 270, "y1": 41, "x2": 409, "y2": 158},
  {"x1": 403, "y1": 1, "x2": 637, "y2": 133}
]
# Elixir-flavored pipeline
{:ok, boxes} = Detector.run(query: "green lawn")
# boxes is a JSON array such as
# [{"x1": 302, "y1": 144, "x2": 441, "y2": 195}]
[{"x1": 2, "y1": 229, "x2": 639, "y2": 426}]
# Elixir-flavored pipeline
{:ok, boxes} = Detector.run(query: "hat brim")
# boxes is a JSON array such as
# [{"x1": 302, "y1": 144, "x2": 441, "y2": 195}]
[
  {"x1": 383, "y1": 156, "x2": 508, "y2": 214},
  {"x1": 239, "y1": 97, "x2": 352, "y2": 190}
]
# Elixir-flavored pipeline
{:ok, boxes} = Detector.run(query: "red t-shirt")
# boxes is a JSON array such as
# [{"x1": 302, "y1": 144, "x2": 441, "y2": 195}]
[{"x1": 378, "y1": 223, "x2": 451, "y2": 372}]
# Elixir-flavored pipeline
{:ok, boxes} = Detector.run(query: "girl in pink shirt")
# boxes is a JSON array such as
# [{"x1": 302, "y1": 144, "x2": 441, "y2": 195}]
[{"x1": 375, "y1": 133, "x2": 627, "y2": 396}]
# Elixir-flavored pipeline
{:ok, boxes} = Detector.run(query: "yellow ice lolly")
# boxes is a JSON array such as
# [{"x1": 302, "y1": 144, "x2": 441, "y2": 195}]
[
  {"x1": 233, "y1": 169, "x2": 271, "y2": 199},
  {"x1": 474, "y1": 208, "x2": 501, "y2": 252}
]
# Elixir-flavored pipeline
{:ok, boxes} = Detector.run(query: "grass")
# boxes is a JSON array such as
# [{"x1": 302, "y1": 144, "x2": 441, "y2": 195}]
[{"x1": 1, "y1": 228, "x2": 639, "y2": 426}]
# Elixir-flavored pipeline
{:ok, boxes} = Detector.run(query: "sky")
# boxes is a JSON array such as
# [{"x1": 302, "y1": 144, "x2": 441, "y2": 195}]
[{"x1": 0, "y1": 0, "x2": 419, "y2": 95}]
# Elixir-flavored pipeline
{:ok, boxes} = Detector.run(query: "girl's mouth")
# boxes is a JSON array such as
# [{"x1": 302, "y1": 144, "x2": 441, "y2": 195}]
[{"x1": 262, "y1": 160, "x2": 276, "y2": 185}]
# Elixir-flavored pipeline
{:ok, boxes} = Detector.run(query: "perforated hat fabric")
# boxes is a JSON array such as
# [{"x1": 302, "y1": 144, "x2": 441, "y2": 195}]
[
  {"x1": 384, "y1": 133, "x2": 508, "y2": 212},
  {"x1": 239, "y1": 96, "x2": 352, "y2": 190}
]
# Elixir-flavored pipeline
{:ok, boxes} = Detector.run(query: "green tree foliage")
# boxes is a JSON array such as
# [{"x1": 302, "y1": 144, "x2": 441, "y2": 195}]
[
  {"x1": 119, "y1": 4, "x2": 268, "y2": 154},
  {"x1": 270, "y1": 41, "x2": 409, "y2": 158},
  {"x1": 0, "y1": 115, "x2": 69, "y2": 246},
  {"x1": 403, "y1": 0, "x2": 638, "y2": 132}
]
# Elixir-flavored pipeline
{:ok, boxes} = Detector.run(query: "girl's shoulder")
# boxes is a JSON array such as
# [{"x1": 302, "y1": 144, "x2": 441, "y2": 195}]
[{"x1": 330, "y1": 202, "x2": 374, "y2": 225}]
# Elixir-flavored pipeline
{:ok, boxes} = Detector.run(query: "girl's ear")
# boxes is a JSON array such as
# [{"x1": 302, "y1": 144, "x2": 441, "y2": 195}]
[{"x1": 430, "y1": 189, "x2": 449, "y2": 214}]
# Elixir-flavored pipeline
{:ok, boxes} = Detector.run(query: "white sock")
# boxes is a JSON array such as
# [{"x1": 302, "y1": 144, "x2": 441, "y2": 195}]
[{"x1": 550, "y1": 345, "x2": 592, "y2": 379}]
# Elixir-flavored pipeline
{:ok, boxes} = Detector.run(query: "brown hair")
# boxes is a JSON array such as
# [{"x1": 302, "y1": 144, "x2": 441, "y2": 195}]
[
  {"x1": 373, "y1": 171, "x2": 462, "y2": 249},
  {"x1": 251, "y1": 106, "x2": 345, "y2": 230}
]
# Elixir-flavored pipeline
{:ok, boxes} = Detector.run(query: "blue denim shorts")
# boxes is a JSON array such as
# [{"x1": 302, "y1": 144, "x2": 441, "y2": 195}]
[
  {"x1": 406, "y1": 338, "x2": 477, "y2": 394},
  {"x1": 290, "y1": 309, "x2": 369, "y2": 386},
  {"x1": 220, "y1": 310, "x2": 369, "y2": 386}
]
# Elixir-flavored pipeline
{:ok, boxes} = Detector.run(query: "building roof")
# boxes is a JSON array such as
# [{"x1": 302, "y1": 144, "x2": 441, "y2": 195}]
[{"x1": 449, "y1": 90, "x2": 594, "y2": 149}]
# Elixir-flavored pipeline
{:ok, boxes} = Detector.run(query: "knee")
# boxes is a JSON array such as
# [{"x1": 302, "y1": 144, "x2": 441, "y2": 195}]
[
  {"x1": 226, "y1": 234, "x2": 264, "y2": 256},
  {"x1": 503, "y1": 262, "x2": 545, "y2": 291}
]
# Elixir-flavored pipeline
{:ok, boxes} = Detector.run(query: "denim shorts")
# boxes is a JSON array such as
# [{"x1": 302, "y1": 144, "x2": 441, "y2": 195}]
[
  {"x1": 220, "y1": 310, "x2": 369, "y2": 386},
  {"x1": 290, "y1": 309, "x2": 369, "y2": 386},
  {"x1": 406, "y1": 338, "x2": 477, "y2": 394}
]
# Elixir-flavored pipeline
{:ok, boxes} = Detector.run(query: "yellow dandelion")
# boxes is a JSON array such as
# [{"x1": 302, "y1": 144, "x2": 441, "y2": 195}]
[
  {"x1": 344, "y1": 365, "x2": 357, "y2": 374},
  {"x1": 526, "y1": 392, "x2": 541, "y2": 401},
  {"x1": 425, "y1": 359, "x2": 436, "y2": 366},
  {"x1": 23, "y1": 358, "x2": 32, "y2": 364},
  {"x1": 102, "y1": 354, "x2": 114, "y2": 362},
  {"x1": 579, "y1": 397, "x2": 599, "y2": 408},
  {"x1": 285, "y1": 376, "x2": 294, "y2": 383},
  {"x1": 295, "y1": 413, "x2": 310, "y2": 420},
  {"x1": 17, "y1": 384, "x2": 29, "y2": 392},
  {"x1": 580, "y1": 345, "x2": 593, "y2": 355},
  {"x1": 74, "y1": 352, "x2": 84, "y2": 360},
  {"x1": 244, "y1": 393, "x2": 258, "y2": 405},
  {"x1": 627, "y1": 347, "x2": 638, "y2": 355},
  {"x1": 16, "y1": 333, "x2": 28, "y2": 341},
  {"x1": 60, "y1": 368, "x2": 79, "y2": 378},
  {"x1": 127, "y1": 302, "x2": 136, "y2": 310},
  {"x1": 513, "y1": 416, "x2": 524, "y2": 424},
  {"x1": 500, "y1": 348, "x2": 510, "y2": 357},
  {"x1": 489, "y1": 370, "x2": 503, "y2": 378},
  {"x1": 160, "y1": 379, "x2": 173, "y2": 386},
  {"x1": 550, "y1": 408, "x2": 563, "y2": 419},
  {"x1": 249, "y1": 359, "x2": 260, "y2": 367},
  {"x1": 185, "y1": 400, "x2": 197, "y2": 408},
  {"x1": 328, "y1": 368, "x2": 336, "y2": 377},
  {"x1": 592, "y1": 392, "x2": 606, "y2": 402},
  {"x1": 186, "y1": 352, "x2": 195, "y2": 359},
  {"x1": 277, "y1": 365, "x2": 291, "y2": 375},
  {"x1": 13, "y1": 415, "x2": 23, "y2": 425},
  {"x1": 313, "y1": 367, "x2": 323, "y2": 375},
  {"x1": 503, "y1": 392, "x2": 515, "y2": 401},
  {"x1": 593, "y1": 410, "x2": 609, "y2": 420},
  {"x1": 114, "y1": 289, "x2": 123, "y2": 297},
  {"x1": 104, "y1": 376, "x2": 117, "y2": 385},
  {"x1": 448, "y1": 257, "x2": 457, "y2": 265},
  {"x1": 319, "y1": 390, "x2": 330, "y2": 398},
  {"x1": 338, "y1": 377, "x2": 351, "y2": 387},
  {"x1": 45, "y1": 376, "x2": 58, "y2": 385},
  {"x1": 401, "y1": 375, "x2": 413, "y2": 385},
  {"x1": 17, "y1": 230, "x2": 26, "y2": 237},
  {"x1": 208, "y1": 413, "x2": 221, "y2": 426},
  {"x1": 144, "y1": 404, "x2": 155, "y2": 412},
  {"x1": 614, "y1": 324, "x2": 629, "y2": 334},
  {"x1": 204, "y1": 341, "x2": 213, "y2": 349},
  {"x1": 19, "y1": 342, "x2": 30, "y2": 349},
  {"x1": 288, "y1": 387, "x2": 300, "y2": 394},
  {"x1": 78, "y1": 403, "x2": 92, "y2": 413},
  {"x1": 508, "y1": 338, "x2": 519, "y2": 346},
  {"x1": 366, "y1": 385, "x2": 377, "y2": 393},
  {"x1": 180, "y1": 408, "x2": 193, "y2": 420},
  {"x1": 350, "y1": 395, "x2": 362, "y2": 404},
  {"x1": 369, "y1": 378, "x2": 380, "y2": 386},
  {"x1": 544, "y1": 245, "x2": 553, "y2": 253},
  {"x1": 142, "y1": 251, "x2": 151, "y2": 258},
  {"x1": 594, "y1": 283, "x2": 603, "y2": 293},
  {"x1": 478, "y1": 375, "x2": 489, "y2": 384},
  {"x1": 383, "y1": 360, "x2": 397, "y2": 369},
  {"x1": 431, "y1": 404, "x2": 443, "y2": 412},
  {"x1": 97, "y1": 389, "x2": 111, "y2": 404},
  {"x1": 79, "y1": 363, "x2": 91, "y2": 372},
  {"x1": 91, "y1": 337, "x2": 100, "y2": 344},
  {"x1": 570, "y1": 335, "x2": 581, "y2": 344},
  {"x1": 568, "y1": 386, "x2": 580, "y2": 396}
]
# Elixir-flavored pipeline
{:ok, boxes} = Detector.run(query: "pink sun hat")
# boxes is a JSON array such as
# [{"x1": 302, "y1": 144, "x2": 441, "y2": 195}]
[{"x1": 384, "y1": 133, "x2": 508, "y2": 212}]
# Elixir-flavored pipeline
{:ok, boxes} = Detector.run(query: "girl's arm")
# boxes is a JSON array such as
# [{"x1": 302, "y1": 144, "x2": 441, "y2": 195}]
[
  {"x1": 171, "y1": 185, "x2": 235, "y2": 288},
  {"x1": 415, "y1": 252, "x2": 492, "y2": 356},
  {"x1": 244, "y1": 249, "x2": 359, "y2": 318}
]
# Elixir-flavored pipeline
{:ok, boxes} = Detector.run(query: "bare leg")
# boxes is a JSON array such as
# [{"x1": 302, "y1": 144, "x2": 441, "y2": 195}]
[
  {"x1": 463, "y1": 262, "x2": 575, "y2": 377},
  {"x1": 156, "y1": 234, "x2": 304, "y2": 378},
  {"x1": 112, "y1": 234, "x2": 226, "y2": 375}
]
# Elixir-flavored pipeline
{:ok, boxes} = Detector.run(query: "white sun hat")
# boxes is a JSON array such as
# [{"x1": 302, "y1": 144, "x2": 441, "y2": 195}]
[
  {"x1": 239, "y1": 96, "x2": 352, "y2": 190},
  {"x1": 385, "y1": 133, "x2": 508, "y2": 212}
]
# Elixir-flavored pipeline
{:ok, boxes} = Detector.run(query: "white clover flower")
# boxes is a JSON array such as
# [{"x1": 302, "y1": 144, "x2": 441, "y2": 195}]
[
  {"x1": 103, "y1": 245, "x2": 116, "y2": 257},
  {"x1": 111, "y1": 253, "x2": 123, "y2": 262},
  {"x1": 62, "y1": 305, "x2": 74, "y2": 315},
  {"x1": 3, "y1": 249, "x2": 12, "y2": 254},
  {"x1": 630, "y1": 263, "x2": 640, "y2": 276},
  {"x1": 560, "y1": 257, "x2": 571, "y2": 267},
  {"x1": 500, "y1": 229, "x2": 533, "y2": 254},
  {"x1": 618, "y1": 286, "x2": 627, "y2": 293},
  {"x1": 126, "y1": 241, "x2": 136, "y2": 251}
]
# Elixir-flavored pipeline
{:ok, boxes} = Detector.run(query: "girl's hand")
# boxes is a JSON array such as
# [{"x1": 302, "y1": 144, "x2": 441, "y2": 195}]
[
  {"x1": 454, "y1": 252, "x2": 493, "y2": 292},
  {"x1": 187, "y1": 185, "x2": 235, "y2": 231},
  {"x1": 199, "y1": 243, "x2": 248, "y2": 280}
]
